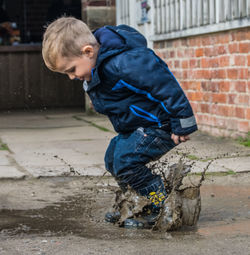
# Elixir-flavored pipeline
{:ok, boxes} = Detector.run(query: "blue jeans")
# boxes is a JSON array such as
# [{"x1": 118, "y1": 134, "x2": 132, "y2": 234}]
[{"x1": 104, "y1": 127, "x2": 176, "y2": 196}]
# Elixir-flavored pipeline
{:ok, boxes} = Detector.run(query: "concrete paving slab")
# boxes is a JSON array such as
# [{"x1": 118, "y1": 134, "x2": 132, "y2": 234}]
[
  {"x1": 3, "y1": 139, "x2": 110, "y2": 177},
  {"x1": 161, "y1": 148, "x2": 250, "y2": 173},
  {"x1": 190, "y1": 160, "x2": 228, "y2": 173},
  {"x1": 212, "y1": 157, "x2": 250, "y2": 172},
  {"x1": 0, "y1": 110, "x2": 85, "y2": 129},
  {"x1": 0, "y1": 151, "x2": 10, "y2": 165},
  {"x1": 0, "y1": 110, "x2": 249, "y2": 178},
  {"x1": 0, "y1": 126, "x2": 114, "y2": 144},
  {"x1": 177, "y1": 132, "x2": 250, "y2": 159},
  {"x1": 0, "y1": 166, "x2": 25, "y2": 179},
  {"x1": 26, "y1": 165, "x2": 107, "y2": 178}
]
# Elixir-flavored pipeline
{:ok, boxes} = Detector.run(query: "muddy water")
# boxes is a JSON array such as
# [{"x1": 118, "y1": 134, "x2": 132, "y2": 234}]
[{"x1": 0, "y1": 176, "x2": 249, "y2": 240}]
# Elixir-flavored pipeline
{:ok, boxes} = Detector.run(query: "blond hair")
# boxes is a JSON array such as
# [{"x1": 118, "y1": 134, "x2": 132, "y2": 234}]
[{"x1": 42, "y1": 17, "x2": 98, "y2": 71}]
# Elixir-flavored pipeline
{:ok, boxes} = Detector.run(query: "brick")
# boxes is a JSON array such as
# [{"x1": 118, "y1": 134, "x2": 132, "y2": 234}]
[
  {"x1": 201, "y1": 58, "x2": 210, "y2": 68},
  {"x1": 166, "y1": 41, "x2": 173, "y2": 47},
  {"x1": 181, "y1": 38, "x2": 188, "y2": 46},
  {"x1": 170, "y1": 50, "x2": 175, "y2": 58},
  {"x1": 203, "y1": 92, "x2": 212, "y2": 102},
  {"x1": 232, "y1": 29, "x2": 250, "y2": 41},
  {"x1": 247, "y1": 55, "x2": 250, "y2": 66},
  {"x1": 238, "y1": 121, "x2": 249, "y2": 132},
  {"x1": 189, "y1": 59, "x2": 200, "y2": 68},
  {"x1": 218, "y1": 81, "x2": 230, "y2": 92},
  {"x1": 212, "y1": 69, "x2": 226, "y2": 79},
  {"x1": 234, "y1": 55, "x2": 246, "y2": 66},
  {"x1": 211, "y1": 104, "x2": 218, "y2": 115},
  {"x1": 228, "y1": 43, "x2": 239, "y2": 53},
  {"x1": 185, "y1": 48, "x2": 195, "y2": 58},
  {"x1": 162, "y1": 51, "x2": 169, "y2": 59},
  {"x1": 155, "y1": 51, "x2": 164, "y2": 59},
  {"x1": 228, "y1": 94, "x2": 238, "y2": 104},
  {"x1": 238, "y1": 95, "x2": 249, "y2": 105},
  {"x1": 190, "y1": 102, "x2": 199, "y2": 113},
  {"x1": 238, "y1": 68, "x2": 248, "y2": 79},
  {"x1": 196, "y1": 48, "x2": 204, "y2": 57},
  {"x1": 201, "y1": 81, "x2": 209, "y2": 91},
  {"x1": 210, "y1": 82, "x2": 219, "y2": 92},
  {"x1": 201, "y1": 57, "x2": 219, "y2": 68},
  {"x1": 246, "y1": 109, "x2": 250, "y2": 120},
  {"x1": 202, "y1": 35, "x2": 217, "y2": 46},
  {"x1": 158, "y1": 41, "x2": 165, "y2": 48},
  {"x1": 174, "y1": 60, "x2": 180, "y2": 68},
  {"x1": 204, "y1": 47, "x2": 216, "y2": 57},
  {"x1": 200, "y1": 103, "x2": 210, "y2": 113},
  {"x1": 239, "y1": 42, "x2": 250, "y2": 53},
  {"x1": 227, "y1": 69, "x2": 238, "y2": 79},
  {"x1": 181, "y1": 81, "x2": 188, "y2": 90},
  {"x1": 218, "y1": 33, "x2": 230, "y2": 44},
  {"x1": 189, "y1": 59, "x2": 198, "y2": 68},
  {"x1": 188, "y1": 81, "x2": 201, "y2": 91},
  {"x1": 215, "y1": 117, "x2": 226, "y2": 128},
  {"x1": 218, "y1": 105, "x2": 234, "y2": 117},
  {"x1": 154, "y1": 42, "x2": 159, "y2": 49},
  {"x1": 225, "y1": 118, "x2": 237, "y2": 130},
  {"x1": 216, "y1": 45, "x2": 228, "y2": 55},
  {"x1": 219, "y1": 56, "x2": 230, "y2": 66},
  {"x1": 235, "y1": 82, "x2": 247, "y2": 92},
  {"x1": 172, "y1": 70, "x2": 181, "y2": 79},
  {"x1": 203, "y1": 70, "x2": 212, "y2": 79},
  {"x1": 189, "y1": 37, "x2": 201, "y2": 47},
  {"x1": 201, "y1": 81, "x2": 210, "y2": 91},
  {"x1": 201, "y1": 36, "x2": 210, "y2": 46},
  {"x1": 235, "y1": 107, "x2": 245, "y2": 119},
  {"x1": 213, "y1": 94, "x2": 227, "y2": 103},
  {"x1": 187, "y1": 91, "x2": 203, "y2": 101},
  {"x1": 193, "y1": 70, "x2": 203, "y2": 79},
  {"x1": 182, "y1": 70, "x2": 188, "y2": 79},
  {"x1": 182, "y1": 60, "x2": 189, "y2": 69},
  {"x1": 210, "y1": 58, "x2": 219, "y2": 68},
  {"x1": 210, "y1": 116, "x2": 217, "y2": 126},
  {"x1": 177, "y1": 50, "x2": 185, "y2": 58},
  {"x1": 174, "y1": 40, "x2": 182, "y2": 47}
]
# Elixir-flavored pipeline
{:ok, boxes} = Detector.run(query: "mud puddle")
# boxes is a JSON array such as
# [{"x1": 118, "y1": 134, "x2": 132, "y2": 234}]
[{"x1": 0, "y1": 175, "x2": 249, "y2": 240}]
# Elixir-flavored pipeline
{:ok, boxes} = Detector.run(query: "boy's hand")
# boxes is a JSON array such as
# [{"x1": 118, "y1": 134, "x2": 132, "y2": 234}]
[{"x1": 171, "y1": 134, "x2": 190, "y2": 145}]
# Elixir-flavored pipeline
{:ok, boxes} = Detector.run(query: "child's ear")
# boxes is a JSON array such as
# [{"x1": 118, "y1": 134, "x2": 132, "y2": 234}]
[{"x1": 81, "y1": 45, "x2": 94, "y2": 58}]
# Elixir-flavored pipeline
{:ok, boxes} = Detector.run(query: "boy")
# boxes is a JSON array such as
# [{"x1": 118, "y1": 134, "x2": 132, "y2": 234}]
[{"x1": 42, "y1": 17, "x2": 197, "y2": 228}]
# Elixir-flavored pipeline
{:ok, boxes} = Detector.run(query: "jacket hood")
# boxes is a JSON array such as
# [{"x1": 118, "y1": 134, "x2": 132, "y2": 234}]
[
  {"x1": 94, "y1": 25, "x2": 147, "y2": 65},
  {"x1": 86, "y1": 25, "x2": 147, "y2": 91}
]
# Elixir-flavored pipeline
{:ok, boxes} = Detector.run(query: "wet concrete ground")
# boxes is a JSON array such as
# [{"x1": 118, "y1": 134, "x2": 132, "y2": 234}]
[{"x1": 0, "y1": 173, "x2": 249, "y2": 255}]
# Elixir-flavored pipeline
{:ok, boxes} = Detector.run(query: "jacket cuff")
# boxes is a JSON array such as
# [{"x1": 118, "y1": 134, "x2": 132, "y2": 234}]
[{"x1": 170, "y1": 116, "x2": 198, "y2": 135}]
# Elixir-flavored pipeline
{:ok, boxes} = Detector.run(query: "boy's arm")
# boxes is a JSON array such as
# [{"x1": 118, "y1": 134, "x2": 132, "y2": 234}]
[{"x1": 113, "y1": 49, "x2": 198, "y2": 136}]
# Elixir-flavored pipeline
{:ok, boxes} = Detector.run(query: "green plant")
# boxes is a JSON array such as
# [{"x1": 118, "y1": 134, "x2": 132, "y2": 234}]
[
  {"x1": 0, "y1": 142, "x2": 9, "y2": 151},
  {"x1": 190, "y1": 170, "x2": 236, "y2": 177},
  {"x1": 237, "y1": 132, "x2": 250, "y2": 147},
  {"x1": 187, "y1": 154, "x2": 200, "y2": 160}
]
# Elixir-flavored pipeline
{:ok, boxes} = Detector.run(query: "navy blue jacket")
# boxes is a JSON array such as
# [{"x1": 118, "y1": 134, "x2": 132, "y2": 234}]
[{"x1": 84, "y1": 25, "x2": 198, "y2": 135}]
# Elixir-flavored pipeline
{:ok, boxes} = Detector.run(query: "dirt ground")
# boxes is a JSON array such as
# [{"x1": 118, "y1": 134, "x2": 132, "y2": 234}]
[{"x1": 0, "y1": 173, "x2": 250, "y2": 255}]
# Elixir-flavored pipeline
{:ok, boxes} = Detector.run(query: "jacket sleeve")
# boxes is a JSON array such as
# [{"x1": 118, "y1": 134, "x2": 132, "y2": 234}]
[{"x1": 114, "y1": 48, "x2": 198, "y2": 135}]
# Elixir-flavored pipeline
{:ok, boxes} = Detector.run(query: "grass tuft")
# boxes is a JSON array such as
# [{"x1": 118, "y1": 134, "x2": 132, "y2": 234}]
[
  {"x1": 0, "y1": 141, "x2": 10, "y2": 151},
  {"x1": 237, "y1": 132, "x2": 250, "y2": 147}
]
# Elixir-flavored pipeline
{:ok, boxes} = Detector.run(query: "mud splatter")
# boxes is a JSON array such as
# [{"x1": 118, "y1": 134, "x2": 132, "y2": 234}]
[
  {"x1": 53, "y1": 155, "x2": 80, "y2": 176},
  {"x1": 111, "y1": 159, "x2": 213, "y2": 231}
]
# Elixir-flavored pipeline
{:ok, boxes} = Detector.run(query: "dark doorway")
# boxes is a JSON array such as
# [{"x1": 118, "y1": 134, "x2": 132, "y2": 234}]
[{"x1": 0, "y1": 0, "x2": 82, "y2": 44}]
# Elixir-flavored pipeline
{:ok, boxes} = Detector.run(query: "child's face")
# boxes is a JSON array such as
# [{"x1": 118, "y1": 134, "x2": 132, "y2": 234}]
[{"x1": 56, "y1": 45, "x2": 97, "y2": 82}]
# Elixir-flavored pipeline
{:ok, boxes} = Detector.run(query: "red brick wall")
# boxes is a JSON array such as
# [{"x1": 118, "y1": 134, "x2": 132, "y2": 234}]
[{"x1": 154, "y1": 28, "x2": 250, "y2": 137}]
